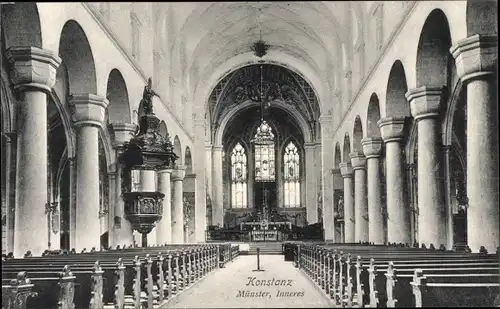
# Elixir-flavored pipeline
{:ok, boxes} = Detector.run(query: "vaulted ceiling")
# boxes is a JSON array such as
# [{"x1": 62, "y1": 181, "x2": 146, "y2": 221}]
[{"x1": 172, "y1": 2, "x2": 350, "y2": 101}]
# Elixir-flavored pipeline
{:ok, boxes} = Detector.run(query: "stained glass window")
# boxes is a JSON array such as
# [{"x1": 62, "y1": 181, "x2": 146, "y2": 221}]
[
  {"x1": 253, "y1": 121, "x2": 275, "y2": 182},
  {"x1": 231, "y1": 143, "x2": 248, "y2": 208},
  {"x1": 283, "y1": 141, "x2": 301, "y2": 208}
]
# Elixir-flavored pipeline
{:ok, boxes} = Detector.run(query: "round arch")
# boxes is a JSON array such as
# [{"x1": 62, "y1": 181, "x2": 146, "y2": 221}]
[
  {"x1": 334, "y1": 142, "x2": 342, "y2": 168},
  {"x1": 352, "y1": 116, "x2": 363, "y2": 153},
  {"x1": 466, "y1": 0, "x2": 497, "y2": 36},
  {"x1": 386, "y1": 60, "x2": 410, "y2": 118},
  {"x1": 1, "y1": 3, "x2": 42, "y2": 49},
  {"x1": 342, "y1": 133, "x2": 351, "y2": 163},
  {"x1": 59, "y1": 20, "x2": 97, "y2": 94},
  {"x1": 106, "y1": 69, "x2": 131, "y2": 124},
  {"x1": 416, "y1": 9, "x2": 452, "y2": 88},
  {"x1": 159, "y1": 121, "x2": 168, "y2": 138},
  {"x1": 184, "y1": 146, "x2": 193, "y2": 174},
  {"x1": 366, "y1": 93, "x2": 381, "y2": 137},
  {"x1": 173, "y1": 135, "x2": 183, "y2": 165}
]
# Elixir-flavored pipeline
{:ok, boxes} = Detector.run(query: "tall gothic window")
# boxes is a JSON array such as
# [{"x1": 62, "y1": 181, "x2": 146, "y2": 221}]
[
  {"x1": 231, "y1": 143, "x2": 248, "y2": 208},
  {"x1": 253, "y1": 121, "x2": 275, "y2": 182},
  {"x1": 283, "y1": 141, "x2": 301, "y2": 207}
]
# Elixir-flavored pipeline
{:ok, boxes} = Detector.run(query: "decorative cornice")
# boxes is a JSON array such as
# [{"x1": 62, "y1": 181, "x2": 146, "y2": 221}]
[{"x1": 332, "y1": 1, "x2": 418, "y2": 139}]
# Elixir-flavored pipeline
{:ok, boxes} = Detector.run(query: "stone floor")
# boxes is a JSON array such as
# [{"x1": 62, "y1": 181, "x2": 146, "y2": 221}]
[{"x1": 162, "y1": 255, "x2": 333, "y2": 308}]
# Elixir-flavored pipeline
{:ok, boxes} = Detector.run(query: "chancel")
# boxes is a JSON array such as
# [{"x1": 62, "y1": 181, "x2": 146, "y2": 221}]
[{"x1": 1, "y1": 2, "x2": 498, "y2": 309}]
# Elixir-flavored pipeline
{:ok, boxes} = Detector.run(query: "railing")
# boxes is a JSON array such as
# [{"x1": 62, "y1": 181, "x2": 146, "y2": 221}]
[{"x1": 205, "y1": 226, "x2": 324, "y2": 242}]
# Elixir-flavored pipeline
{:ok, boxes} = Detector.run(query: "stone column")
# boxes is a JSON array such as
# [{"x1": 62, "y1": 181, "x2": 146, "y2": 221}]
[
  {"x1": 212, "y1": 145, "x2": 224, "y2": 226},
  {"x1": 339, "y1": 163, "x2": 354, "y2": 243},
  {"x1": 156, "y1": 168, "x2": 172, "y2": 244},
  {"x1": 70, "y1": 93, "x2": 109, "y2": 252},
  {"x1": 350, "y1": 152, "x2": 368, "y2": 243},
  {"x1": 109, "y1": 123, "x2": 137, "y2": 247},
  {"x1": 6, "y1": 47, "x2": 61, "y2": 257},
  {"x1": 247, "y1": 147, "x2": 255, "y2": 209},
  {"x1": 406, "y1": 87, "x2": 446, "y2": 248},
  {"x1": 193, "y1": 117, "x2": 207, "y2": 242},
  {"x1": 320, "y1": 115, "x2": 335, "y2": 242},
  {"x1": 378, "y1": 117, "x2": 411, "y2": 244},
  {"x1": 137, "y1": 168, "x2": 157, "y2": 246},
  {"x1": 205, "y1": 144, "x2": 213, "y2": 220},
  {"x1": 304, "y1": 143, "x2": 318, "y2": 224},
  {"x1": 184, "y1": 173, "x2": 197, "y2": 243},
  {"x1": 361, "y1": 137, "x2": 385, "y2": 244},
  {"x1": 140, "y1": 170, "x2": 157, "y2": 192},
  {"x1": 172, "y1": 166, "x2": 186, "y2": 243},
  {"x1": 107, "y1": 172, "x2": 116, "y2": 247},
  {"x1": 442, "y1": 145, "x2": 454, "y2": 250},
  {"x1": 451, "y1": 35, "x2": 498, "y2": 252}
]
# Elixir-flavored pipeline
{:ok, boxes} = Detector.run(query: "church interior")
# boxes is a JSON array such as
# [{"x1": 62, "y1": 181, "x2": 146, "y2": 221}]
[{"x1": 1, "y1": 2, "x2": 498, "y2": 308}]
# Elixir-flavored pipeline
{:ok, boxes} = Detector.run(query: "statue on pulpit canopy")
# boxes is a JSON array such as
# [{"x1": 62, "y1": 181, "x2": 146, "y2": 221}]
[{"x1": 140, "y1": 77, "x2": 160, "y2": 115}]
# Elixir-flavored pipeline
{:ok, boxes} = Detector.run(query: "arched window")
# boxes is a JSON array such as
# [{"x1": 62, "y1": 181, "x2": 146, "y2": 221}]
[
  {"x1": 231, "y1": 143, "x2": 248, "y2": 208},
  {"x1": 283, "y1": 141, "x2": 301, "y2": 207},
  {"x1": 253, "y1": 121, "x2": 275, "y2": 182}
]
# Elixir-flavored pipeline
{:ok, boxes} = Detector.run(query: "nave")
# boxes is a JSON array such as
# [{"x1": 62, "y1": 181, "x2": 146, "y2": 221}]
[{"x1": 2, "y1": 241, "x2": 499, "y2": 308}]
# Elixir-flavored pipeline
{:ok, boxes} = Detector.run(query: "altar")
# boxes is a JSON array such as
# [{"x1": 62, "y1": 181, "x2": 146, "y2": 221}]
[
  {"x1": 239, "y1": 221, "x2": 292, "y2": 231},
  {"x1": 251, "y1": 230, "x2": 279, "y2": 241}
]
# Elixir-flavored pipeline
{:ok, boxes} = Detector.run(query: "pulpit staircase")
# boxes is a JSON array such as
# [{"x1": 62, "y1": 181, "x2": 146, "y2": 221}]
[{"x1": 248, "y1": 242, "x2": 283, "y2": 255}]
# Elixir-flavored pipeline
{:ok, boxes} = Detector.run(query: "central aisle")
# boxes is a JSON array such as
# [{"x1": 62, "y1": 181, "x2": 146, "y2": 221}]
[{"x1": 163, "y1": 255, "x2": 333, "y2": 308}]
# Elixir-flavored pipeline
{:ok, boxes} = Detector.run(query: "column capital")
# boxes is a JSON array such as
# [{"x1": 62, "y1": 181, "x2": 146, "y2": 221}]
[
  {"x1": 5, "y1": 46, "x2": 61, "y2": 92},
  {"x1": 185, "y1": 173, "x2": 197, "y2": 179},
  {"x1": 406, "y1": 86, "x2": 445, "y2": 120},
  {"x1": 331, "y1": 168, "x2": 341, "y2": 175},
  {"x1": 212, "y1": 144, "x2": 223, "y2": 151},
  {"x1": 172, "y1": 165, "x2": 186, "y2": 181},
  {"x1": 361, "y1": 137, "x2": 383, "y2": 158},
  {"x1": 69, "y1": 93, "x2": 109, "y2": 128},
  {"x1": 304, "y1": 142, "x2": 316, "y2": 150},
  {"x1": 109, "y1": 122, "x2": 138, "y2": 148},
  {"x1": 378, "y1": 117, "x2": 405, "y2": 143},
  {"x1": 318, "y1": 114, "x2": 333, "y2": 124},
  {"x1": 450, "y1": 34, "x2": 497, "y2": 82},
  {"x1": 349, "y1": 152, "x2": 366, "y2": 170},
  {"x1": 157, "y1": 168, "x2": 173, "y2": 175},
  {"x1": 205, "y1": 143, "x2": 213, "y2": 151},
  {"x1": 339, "y1": 162, "x2": 353, "y2": 178}
]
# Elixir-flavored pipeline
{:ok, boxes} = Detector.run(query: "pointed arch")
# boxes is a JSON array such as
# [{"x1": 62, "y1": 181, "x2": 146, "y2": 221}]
[
  {"x1": 230, "y1": 142, "x2": 248, "y2": 208},
  {"x1": 253, "y1": 120, "x2": 276, "y2": 182},
  {"x1": 283, "y1": 140, "x2": 301, "y2": 208}
]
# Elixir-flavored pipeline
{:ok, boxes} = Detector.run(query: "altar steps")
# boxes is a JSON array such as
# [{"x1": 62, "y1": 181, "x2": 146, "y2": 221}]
[{"x1": 248, "y1": 242, "x2": 283, "y2": 255}]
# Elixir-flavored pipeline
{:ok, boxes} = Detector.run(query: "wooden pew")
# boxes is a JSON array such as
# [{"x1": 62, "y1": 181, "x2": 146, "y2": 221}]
[
  {"x1": 297, "y1": 243, "x2": 499, "y2": 308},
  {"x1": 2, "y1": 244, "x2": 234, "y2": 309},
  {"x1": 411, "y1": 269, "x2": 500, "y2": 307}
]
